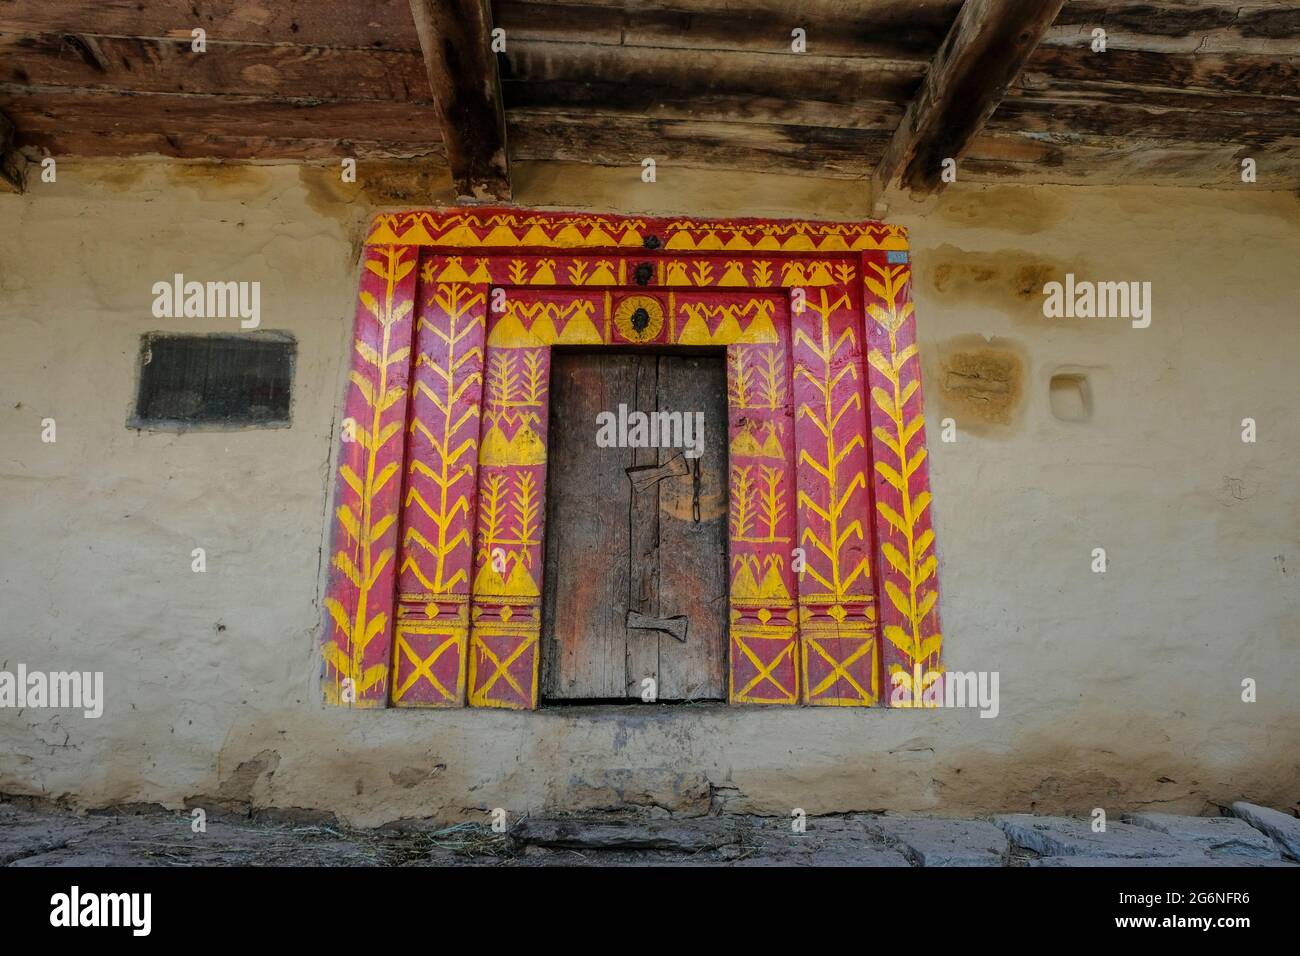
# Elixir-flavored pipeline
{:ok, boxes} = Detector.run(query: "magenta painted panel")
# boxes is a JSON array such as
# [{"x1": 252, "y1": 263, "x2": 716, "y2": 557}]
[
  {"x1": 860, "y1": 253, "x2": 942, "y2": 707},
  {"x1": 321, "y1": 245, "x2": 418, "y2": 707}
]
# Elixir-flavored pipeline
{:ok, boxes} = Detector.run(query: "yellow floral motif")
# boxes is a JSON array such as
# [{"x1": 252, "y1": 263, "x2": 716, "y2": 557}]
[
  {"x1": 793, "y1": 289, "x2": 871, "y2": 601},
  {"x1": 402, "y1": 283, "x2": 483, "y2": 596},
  {"x1": 323, "y1": 245, "x2": 413, "y2": 704},
  {"x1": 366, "y1": 212, "x2": 909, "y2": 253},
  {"x1": 727, "y1": 347, "x2": 786, "y2": 409},
  {"x1": 865, "y1": 263, "x2": 942, "y2": 677},
  {"x1": 474, "y1": 471, "x2": 541, "y2": 597},
  {"x1": 730, "y1": 464, "x2": 791, "y2": 544}
]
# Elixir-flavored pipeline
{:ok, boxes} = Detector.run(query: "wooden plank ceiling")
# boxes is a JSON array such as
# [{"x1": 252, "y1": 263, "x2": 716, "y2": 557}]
[{"x1": 0, "y1": 0, "x2": 1296, "y2": 200}]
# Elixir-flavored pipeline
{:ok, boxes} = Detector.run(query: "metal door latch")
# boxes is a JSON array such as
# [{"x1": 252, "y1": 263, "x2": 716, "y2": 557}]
[{"x1": 627, "y1": 610, "x2": 688, "y2": 643}]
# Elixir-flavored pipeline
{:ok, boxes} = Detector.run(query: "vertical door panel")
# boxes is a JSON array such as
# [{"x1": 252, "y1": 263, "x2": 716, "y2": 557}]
[
  {"x1": 791, "y1": 281, "x2": 879, "y2": 705},
  {"x1": 624, "y1": 355, "x2": 661, "y2": 696},
  {"x1": 321, "y1": 244, "x2": 418, "y2": 707},
  {"x1": 467, "y1": 318, "x2": 552, "y2": 708},
  {"x1": 655, "y1": 354, "x2": 728, "y2": 700},
  {"x1": 392, "y1": 273, "x2": 488, "y2": 707},
  {"x1": 542, "y1": 353, "x2": 637, "y2": 699}
]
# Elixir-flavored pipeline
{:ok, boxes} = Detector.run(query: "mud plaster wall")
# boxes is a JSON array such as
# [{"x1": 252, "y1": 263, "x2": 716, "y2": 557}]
[{"x1": 1, "y1": 163, "x2": 1297, "y2": 826}]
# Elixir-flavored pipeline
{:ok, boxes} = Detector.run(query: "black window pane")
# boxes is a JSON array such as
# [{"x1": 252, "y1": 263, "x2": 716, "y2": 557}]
[{"x1": 132, "y1": 333, "x2": 294, "y2": 428}]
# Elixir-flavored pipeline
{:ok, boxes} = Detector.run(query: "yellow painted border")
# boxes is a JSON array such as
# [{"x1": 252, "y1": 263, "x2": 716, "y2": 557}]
[{"x1": 367, "y1": 210, "x2": 910, "y2": 253}]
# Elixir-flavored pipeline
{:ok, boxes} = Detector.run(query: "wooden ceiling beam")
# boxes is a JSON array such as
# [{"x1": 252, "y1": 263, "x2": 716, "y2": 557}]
[
  {"x1": 870, "y1": 0, "x2": 1067, "y2": 212},
  {"x1": 0, "y1": 34, "x2": 432, "y2": 103},
  {"x1": 0, "y1": 0, "x2": 420, "y2": 50},
  {"x1": 408, "y1": 0, "x2": 511, "y2": 201},
  {"x1": 509, "y1": 112, "x2": 891, "y2": 178},
  {"x1": 0, "y1": 85, "x2": 450, "y2": 161},
  {"x1": 963, "y1": 128, "x2": 1300, "y2": 187}
]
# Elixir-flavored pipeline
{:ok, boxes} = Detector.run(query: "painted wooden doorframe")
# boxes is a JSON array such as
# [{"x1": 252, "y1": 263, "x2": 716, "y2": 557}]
[{"x1": 322, "y1": 209, "x2": 943, "y2": 712}]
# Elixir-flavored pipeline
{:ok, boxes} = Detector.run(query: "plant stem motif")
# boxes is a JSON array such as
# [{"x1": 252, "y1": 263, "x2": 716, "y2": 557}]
[
  {"x1": 730, "y1": 465, "x2": 756, "y2": 541},
  {"x1": 474, "y1": 470, "x2": 542, "y2": 590},
  {"x1": 468, "y1": 316, "x2": 552, "y2": 707},
  {"x1": 323, "y1": 245, "x2": 414, "y2": 703},
  {"x1": 864, "y1": 262, "x2": 941, "y2": 685},
  {"x1": 477, "y1": 472, "x2": 507, "y2": 551},
  {"x1": 486, "y1": 350, "x2": 519, "y2": 411},
  {"x1": 484, "y1": 349, "x2": 546, "y2": 414},
  {"x1": 473, "y1": 335, "x2": 550, "y2": 599},
  {"x1": 728, "y1": 349, "x2": 754, "y2": 407},
  {"x1": 731, "y1": 464, "x2": 791, "y2": 543},
  {"x1": 480, "y1": 345, "x2": 547, "y2": 467},
  {"x1": 758, "y1": 348, "x2": 785, "y2": 408},
  {"x1": 402, "y1": 282, "x2": 484, "y2": 595},
  {"x1": 758, "y1": 465, "x2": 789, "y2": 541},
  {"x1": 793, "y1": 288, "x2": 871, "y2": 600},
  {"x1": 728, "y1": 346, "x2": 786, "y2": 409},
  {"x1": 561, "y1": 259, "x2": 618, "y2": 285}
]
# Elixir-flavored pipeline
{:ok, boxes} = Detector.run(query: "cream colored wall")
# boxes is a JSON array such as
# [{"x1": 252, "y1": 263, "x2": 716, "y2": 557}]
[{"x1": 1, "y1": 161, "x2": 1296, "y2": 826}]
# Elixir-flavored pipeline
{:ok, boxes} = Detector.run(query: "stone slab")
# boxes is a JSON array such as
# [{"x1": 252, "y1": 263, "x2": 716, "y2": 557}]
[
  {"x1": 1230, "y1": 802, "x2": 1300, "y2": 861},
  {"x1": 512, "y1": 818, "x2": 737, "y2": 852},
  {"x1": 1124, "y1": 812, "x2": 1280, "y2": 859},
  {"x1": 731, "y1": 847, "x2": 912, "y2": 867},
  {"x1": 738, "y1": 815, "x2": 913, "y2": 866},
  {"x1": 993, "y1": 814, "x2": 1199, "y2": 859},
  {"x1": 863, "y1": 815, "x2": 1008, "y2": 866},
  {"x1": 1031, "y1": 855, "x2": 1296, "y2": 867}
]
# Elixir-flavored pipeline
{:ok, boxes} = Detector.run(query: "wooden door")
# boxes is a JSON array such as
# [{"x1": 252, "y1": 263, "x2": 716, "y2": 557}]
[{"x1": 542, "y1": 350, "x2": 729, "y2": 701}]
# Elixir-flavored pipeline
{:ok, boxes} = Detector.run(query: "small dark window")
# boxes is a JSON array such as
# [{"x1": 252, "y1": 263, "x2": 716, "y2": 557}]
[{"x1": 130, "y1": 332, "x2": 294, "y2": 430}]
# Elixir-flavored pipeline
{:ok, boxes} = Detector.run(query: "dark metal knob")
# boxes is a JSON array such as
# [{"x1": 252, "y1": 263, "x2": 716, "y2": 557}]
[
  {"x1": 643, "y1": 235, "x2": 661, "y2": 250},
  {"x1": 634, "y1": 263, "x2": 653, "y2": 286}
]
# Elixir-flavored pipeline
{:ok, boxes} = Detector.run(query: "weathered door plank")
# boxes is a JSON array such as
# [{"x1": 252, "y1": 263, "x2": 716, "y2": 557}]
[
  {"x1": 625, "y1": 353, "x2": 662, "y2": 697},
  {"x1": 542, "y1": 352, "x2": 635, "y2": 698},
  {"x1": 654, "y1": 354, "x2": 728, "y2": 701}
]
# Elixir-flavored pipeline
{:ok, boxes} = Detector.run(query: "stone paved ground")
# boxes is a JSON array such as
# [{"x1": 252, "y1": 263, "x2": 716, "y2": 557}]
[{"x1": 2, "y1": 800, "x2": 1297, "y2": 867}]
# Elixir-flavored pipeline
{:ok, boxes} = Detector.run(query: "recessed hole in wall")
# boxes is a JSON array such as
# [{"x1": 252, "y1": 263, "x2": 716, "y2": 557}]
[
  {"x1": 1049, "y1": 373, "x2": 1091, "y2": 422},
  {"x1": 129, "y1": 332, "x2": 295, "y2": 430}
]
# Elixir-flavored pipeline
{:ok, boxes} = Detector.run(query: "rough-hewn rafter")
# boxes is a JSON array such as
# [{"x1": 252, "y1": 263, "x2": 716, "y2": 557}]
[
  {"x1": 871, "y1": 0, "x2": 1067, "y2": 211},
  {"x1": 408, "y1": 0, "x2": 511, "y2": 201}
]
